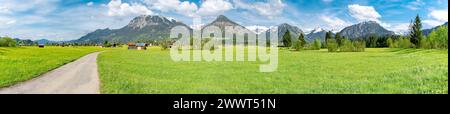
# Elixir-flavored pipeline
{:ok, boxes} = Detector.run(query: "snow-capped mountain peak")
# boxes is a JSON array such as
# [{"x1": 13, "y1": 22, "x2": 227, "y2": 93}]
[{"x1": 311, "y1": 27, "x2": 324, "y2": 33}]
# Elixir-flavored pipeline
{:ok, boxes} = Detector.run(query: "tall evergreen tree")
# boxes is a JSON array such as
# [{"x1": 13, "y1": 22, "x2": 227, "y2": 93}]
[
  {"x1": 368, "y1": 34, "x2": 378, "y2": 48},
  {"x1": 325, "y1": 31, "x2": 333, "y2": 47},
  {"x1": 282, "y1": 30, "x2": 292, "y2": 47},
  {"x1": 298, "y1": 33, "x2": 306, "y2": 47},
  {"x1": 409, "y1": 14, "x2": 423, "y2": 47},
  {"x1": 335, "y1": 33, "x2": 343, "y2": 46}
]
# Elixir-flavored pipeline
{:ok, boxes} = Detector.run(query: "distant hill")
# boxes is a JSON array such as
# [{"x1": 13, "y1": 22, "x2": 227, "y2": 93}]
[
  {"x1": 75, "y1": 15, "x2": 191, "y2": 44},
  {"x1": 12, "y1": 38, "x2": 36, "y2": 46},
  {"x1": 35, "y1": 39, "x2": 57, "y2": 44},
  {"x1": 423, "y1": 22, "x2": 448, "y2": 36},
  {"x1": 339, "y1": 21, "x2": 395, "y2": 39}
]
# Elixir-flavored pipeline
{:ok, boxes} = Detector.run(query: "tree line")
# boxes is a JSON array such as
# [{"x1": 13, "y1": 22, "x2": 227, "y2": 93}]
[
  {"x1": 281, "y1": 14, "x2": 448, "y2": 52},
  {"x1": 0, "y1": 37, "x2": 17, "y2": 47},
  {"x1": 282, "y1": 30, "x2": 365, "y2": 52}
]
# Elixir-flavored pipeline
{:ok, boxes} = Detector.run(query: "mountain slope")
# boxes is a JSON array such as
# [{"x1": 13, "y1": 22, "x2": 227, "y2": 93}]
[
  {"x1": 423, "y1": 22, "x2": 448, "y2": 36},
  {"x1": 306, "y1": 28, "x2": 333, "y2": 42},
  {"x1": 263, "y1": 23, "x2": 303, "y2": 43},
  {"x1": 201, "y1": 15, "x2": 251, "y2": 39},
  {"x1": 76, "y1": 15, "x2": 191, "y2": 43},
  {"x1": 339, "y1": 21, "x2": 395, "y2": 39},
  {"x1": 277, "y1": 23, "x2": 303, "y2": 40},
  {"x1": 203, "y1": 15, "x2": 246, "y2": 31}
]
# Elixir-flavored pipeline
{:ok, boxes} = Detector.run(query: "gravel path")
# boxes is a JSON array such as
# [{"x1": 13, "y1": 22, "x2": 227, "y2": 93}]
[{"x1": 0, "y1": 52, "x2": 101, "y2": 94}]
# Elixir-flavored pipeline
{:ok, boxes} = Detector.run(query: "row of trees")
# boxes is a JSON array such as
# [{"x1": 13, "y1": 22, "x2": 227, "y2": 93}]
[
  {"x1": 283, "y1": 30, "x2": 322, "y2": 51},
  {"x1": 325, "y1": 32, "x2": 366, "y2": 52},
  {"x1": 282, "y1": 14, "x2": 447, "y2": 52},
  {"x1": 422, "y1": 26, "x2": 448, "y2": 49},
  {"x1": 282, "y1": 30, "x2": 366, "y2": 52}
]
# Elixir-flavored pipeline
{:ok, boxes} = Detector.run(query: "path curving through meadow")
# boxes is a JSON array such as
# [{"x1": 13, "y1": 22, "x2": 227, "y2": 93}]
[{"x1": 0, "y1": 52, "x2": 101, "y2": 94}]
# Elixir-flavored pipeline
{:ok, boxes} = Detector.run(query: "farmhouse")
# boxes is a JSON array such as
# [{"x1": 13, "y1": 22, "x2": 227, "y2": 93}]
[
  {"x1": 38, "y1": 44, "x2": 45, "y2": 48},
  {"x1": 128, "y1": 43, "x2": 147, "y2": 50}
]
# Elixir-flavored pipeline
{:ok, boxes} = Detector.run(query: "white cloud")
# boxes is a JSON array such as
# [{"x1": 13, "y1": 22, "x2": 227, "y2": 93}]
[
  {"x1": 144, "y1": 0, "x2": 198, "y2": 17},
  {"x1": 177, "y1": 1, "x2": 198, "y2": 17},
  {"x1": 410, "y1": 0, "x2": 425, "y2": 5},
  {"x1": 197, "y1": 0, "x2": 233, "y2": 16},
  {"x1": 423, "y1": 20, "x2": 444, "y2": 27},
  {"x1": 145, "y1": 0, "x2": 179, "y2": 12},
  {"x1": 0, "y1": 17, "x2": 16, "y2": 25},
  {"x1": 233, "y1": 0, "x2": 286, "y2": 18},
  {"x1": 322, "y1": 0, "x2": 334, "y2": 3},
  {"x1": 245, "y1": 25, "x2": 269, "y2": 34},
  {"x1": 0, "y1": 0, "x2": 59, "y2": 15},
  {"x1": 6, "y1": 19, "x2": 16, "y2": 24},
  {"x1": 347, "y1": 4, "x2": 395, "y2": 30},
  {"x1": 87, "y1": 2, "x2": 94, "y2": 6},
  {"x1": 423, "y1": 8, "x2": 448, "y2": 27},
  {"x1": 429, "y1": 9, "x2": 448, "y2": 22},
  {"x1": 404, "y1": 5, "x2": 419, "y2": 10},
  {"x1": 0, "y1": 6, "x2": 11, "y2": 14},
  {"x1": 386, "y1": 23, "x2": 410, "y2": 35},
  {"x1": 320, "y1": 15, "x2": 350, "y2": 30},
  {"x1": 1, "y1": 0, "x2": 134, "y2": 40},
  {"x1": 107, "y1": 0, "x2": 154, "y2": 17},
  {"x1": 403, "y1": 0, "x2": 425, "y2": 10},
  {"x1": 348, "y1": 4, "x2": 381, "y2": 22}
]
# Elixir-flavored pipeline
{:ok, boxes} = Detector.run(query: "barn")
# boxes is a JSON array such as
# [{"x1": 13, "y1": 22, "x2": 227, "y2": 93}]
[{"x1": 38, "y1": 44, "x2": 45, "y2": 48}]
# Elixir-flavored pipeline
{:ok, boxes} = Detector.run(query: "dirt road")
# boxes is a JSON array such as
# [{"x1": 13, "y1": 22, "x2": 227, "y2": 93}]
[{"x1": 0, "y1": 52, "x2": 101, "y2": 94}]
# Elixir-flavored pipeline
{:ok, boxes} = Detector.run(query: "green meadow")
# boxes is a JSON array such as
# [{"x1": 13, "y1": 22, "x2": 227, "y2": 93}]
[
  {"x1": 0, "y1": 46, "x2": 104, "y2": 87},
  {"x1": 98, "y1": 47, "x2": 448, "y2": 94}
]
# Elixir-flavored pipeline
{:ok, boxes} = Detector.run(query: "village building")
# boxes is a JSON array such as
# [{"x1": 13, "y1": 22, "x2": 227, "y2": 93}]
[{"x1": 128, "y1": 43, "x2": 147, "y2": 50}]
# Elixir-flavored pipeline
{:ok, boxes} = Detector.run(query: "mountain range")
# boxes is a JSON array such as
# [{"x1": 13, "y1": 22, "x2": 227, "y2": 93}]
[
  {"x1": 338, "y1": 21, "x2": 395, "y2": 39},
  {"x1": 75, "y1": 15, "x2": 191, "y2": 43},
  {"x1": 75, "y1": 15, "x2": 446, "y2": 44}
]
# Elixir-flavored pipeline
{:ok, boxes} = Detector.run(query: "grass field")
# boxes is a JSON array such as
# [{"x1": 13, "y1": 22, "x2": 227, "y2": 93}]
[
  {"x1": 98, "y1": 47, "x2": 448, "y2": 94},
  {"x1": 0, "y1": 46, "x2": 104, "y2": 87}
]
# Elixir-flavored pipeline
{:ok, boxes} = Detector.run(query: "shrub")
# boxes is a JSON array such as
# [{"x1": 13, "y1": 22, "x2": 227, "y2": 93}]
[
  {"x1": 339, "y1": 39, "x2": 354, "y2": 52},
  {"x1": 398, "y1": 38, "x2": 413, "y2": 48},
  {"x1": 387, "y1": 37, "x2": 396, "y2": 48},
  {"x1": 160, "y1": 40, "x2": 171, "y2": 50},
  {"x1": 312, "y1": 38, "x2": 321, "y2": 50},
  {"x1": 419, "y1": 38, "x2": 431, "y2": 49},
  {"x1": 427, "y1": 26, "x2": 448, "y2": 49},
  {"x1": 327, "y1": 39, "x2": 338, "y2": 52},
  {"x1": 292, "y1": 40, "x2": 303, "y2": 51},
  {"x1": 353, "y1": 40, "x2": 366, "y2": 52},
  {"x1": 339, "y1": 39, "x2": 365, "y2": 52}
]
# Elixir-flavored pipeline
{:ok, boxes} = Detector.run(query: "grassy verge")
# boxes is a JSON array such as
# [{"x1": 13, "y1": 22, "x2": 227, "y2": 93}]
[
  {"x1": 0, "y1": 46, "x2": 104, "y2": 87},
  {"x1": 98, "y1": 47, "x2": 448, "y2": 94}
]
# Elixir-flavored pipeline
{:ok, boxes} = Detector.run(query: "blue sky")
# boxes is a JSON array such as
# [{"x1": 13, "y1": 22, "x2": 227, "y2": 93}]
[{"x1": 0, "y1": 0, "x2": 447, "y2": 41}]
